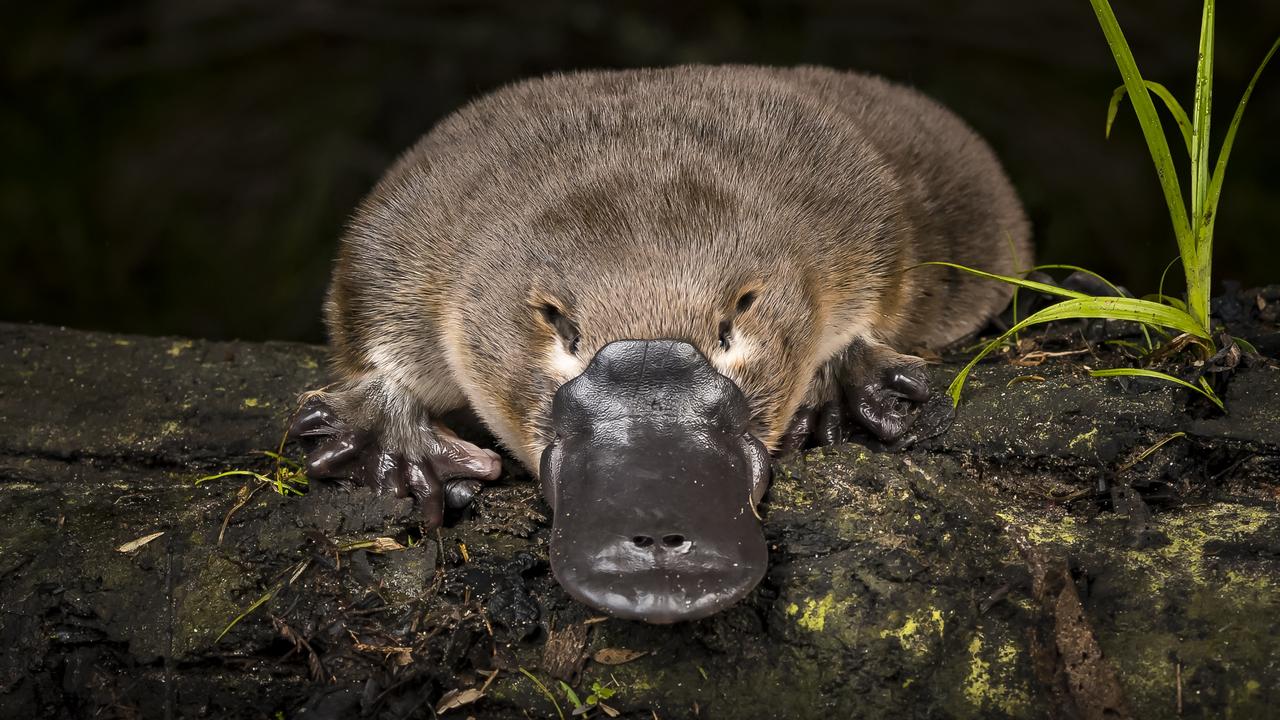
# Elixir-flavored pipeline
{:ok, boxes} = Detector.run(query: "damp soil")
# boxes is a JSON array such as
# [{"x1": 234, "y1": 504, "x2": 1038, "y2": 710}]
[{"x1": 1, "y1": 286, "x2": 1277, "y2": 719}]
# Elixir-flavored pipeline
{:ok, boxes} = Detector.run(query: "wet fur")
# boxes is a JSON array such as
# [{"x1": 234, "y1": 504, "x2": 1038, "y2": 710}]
[{"x1": 322, "y1": 65, "x2": 1031, "y2": 469}]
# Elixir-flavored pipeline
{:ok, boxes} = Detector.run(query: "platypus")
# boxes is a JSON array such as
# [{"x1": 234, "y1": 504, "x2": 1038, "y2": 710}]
[{"x1": 290, "y1": 65, "x2": 1031, "y2": 623}]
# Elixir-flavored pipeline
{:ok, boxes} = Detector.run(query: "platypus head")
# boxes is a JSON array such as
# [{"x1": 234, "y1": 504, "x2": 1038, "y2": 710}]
[
  {"x1": 505, "y1": 246, "x2": 822, "y2": 622},
  {"x1": 539, "y1": 339, "x2": 771, "y2": 623},
  {"x1": 447, "y1": 173, "x2": 837, "y2": 623}
]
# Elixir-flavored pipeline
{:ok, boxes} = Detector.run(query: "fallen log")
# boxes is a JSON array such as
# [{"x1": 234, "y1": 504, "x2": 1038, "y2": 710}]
[{"x1": 1, "y1": 320, "x2": 1276, "y2": 719}]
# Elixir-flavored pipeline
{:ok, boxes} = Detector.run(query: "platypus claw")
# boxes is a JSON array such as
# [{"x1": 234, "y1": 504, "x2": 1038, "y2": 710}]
[
  {"x1": 288, "y1": 395, "x2": 502, "y2": 530},
  {"x1": 782, "y1": 349, "x2": 931, "y2": 452},
  {"x1": 846, "y1": 363, "x2": 931, "y2": 443}
]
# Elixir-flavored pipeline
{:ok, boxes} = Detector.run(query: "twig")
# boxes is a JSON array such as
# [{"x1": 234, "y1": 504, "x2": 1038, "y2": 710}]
[
  {"x1": 1117, "y1": 432, "x2": 1186, "y2": 474},
  {"x1": 1176, "y1": 661, "x2": 1183, "y2": 715}
]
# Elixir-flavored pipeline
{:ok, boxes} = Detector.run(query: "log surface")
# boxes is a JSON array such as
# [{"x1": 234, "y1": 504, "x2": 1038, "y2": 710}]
[{"x1": 1, "y1": 321, "x2": 1277, "y2": 719}]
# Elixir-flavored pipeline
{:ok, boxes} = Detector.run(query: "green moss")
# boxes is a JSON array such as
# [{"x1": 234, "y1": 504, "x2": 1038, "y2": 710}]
[
  {"x1": 880, "y1": 608, "x2": 946, "y2": 657},
  {"x1": 1121, "y1": 504, "x2": 1272, "y2": 591},
  {"x1": 1067, "y1": 427, "x2": 1099, "y2": 450},
  {"x1": 962, "y1": 632, "x2": 1031, "y2": 716},
  {"x1": 995, "y1": 510, "x2": 1084, "y2": 546},
  {"x1": 173, "y1": 552, "x2": 258, "y2": 656},
  {"x1": 788, "y1": 593, "x2": 837, "y2": 632},
  {"x1": 1063, "y1": 503, "x2": 1280, "y2": 716}
]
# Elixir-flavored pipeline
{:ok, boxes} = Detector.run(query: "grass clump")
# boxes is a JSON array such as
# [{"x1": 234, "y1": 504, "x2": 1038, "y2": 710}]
[
  {"x1": 195, "y1": 447, "x2": 309, "y2": 545},
  {"x1": 944, "y1": 0, "x2": 1278, "y2": 407},
  {"x1": 195, "y1": 450, "x2": 309, "y2": 497}
]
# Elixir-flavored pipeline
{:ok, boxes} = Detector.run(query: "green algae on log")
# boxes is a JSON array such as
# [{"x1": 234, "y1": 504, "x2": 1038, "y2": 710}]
[{"x1": 0, "y1": 319, "x2": 1277, "y2": 719}]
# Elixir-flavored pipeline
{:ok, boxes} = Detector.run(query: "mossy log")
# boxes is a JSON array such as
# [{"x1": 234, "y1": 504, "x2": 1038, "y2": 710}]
[{"x1": 1, "y1": 321, "x2": 1277, "y2": 719}]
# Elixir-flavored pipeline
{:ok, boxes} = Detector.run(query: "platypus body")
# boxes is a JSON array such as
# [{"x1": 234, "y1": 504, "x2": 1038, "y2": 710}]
[{"x1": 291, "y1": 65, "x2": 1031, "y2": 623}]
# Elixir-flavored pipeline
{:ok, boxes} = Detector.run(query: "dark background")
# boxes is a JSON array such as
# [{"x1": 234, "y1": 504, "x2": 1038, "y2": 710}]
[{"x1": 3, "y1": 0, "x2": 1277, "y2": 343}]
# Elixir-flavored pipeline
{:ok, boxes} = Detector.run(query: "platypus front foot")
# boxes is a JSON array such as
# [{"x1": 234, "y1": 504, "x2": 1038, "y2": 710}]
[
  {"x1": 843, "y1": 354, "x2": 930, "y2": 443},
  {"x1": 288, "y1": 394, "x2": 502, "y2": 530},
  {"x1": 782, "y1": 339, "x2": 930, "y2": 450}
]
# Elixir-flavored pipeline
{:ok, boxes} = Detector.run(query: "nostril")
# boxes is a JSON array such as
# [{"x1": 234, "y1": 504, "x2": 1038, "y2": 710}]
[
  {"x1": 662, "y1": 534, "x2": 686, "y2": 547},
  {"x1": 632, "y1": 535, "x2": 654, "y2": 548}
]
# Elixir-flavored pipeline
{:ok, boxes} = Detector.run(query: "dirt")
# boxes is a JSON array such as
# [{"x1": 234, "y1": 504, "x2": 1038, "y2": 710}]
[{"x1": 1, "y1": 287, "x2": 1277, "y2": 719}]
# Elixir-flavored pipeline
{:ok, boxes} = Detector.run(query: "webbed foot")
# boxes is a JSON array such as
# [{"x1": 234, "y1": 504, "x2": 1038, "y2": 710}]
[
  {"x1": 845, "y1": 360, "x2": 930, "y2": 443},
  {"x1": 289, "y1": 395, "x2": 502, "y2": 530},
  {"x1": 781, "y1": 339, "x2": 935, "y2": 451}
]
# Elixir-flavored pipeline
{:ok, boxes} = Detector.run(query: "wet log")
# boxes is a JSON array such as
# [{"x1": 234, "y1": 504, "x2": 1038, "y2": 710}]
[{"x1": 1, "y1": 320, "x2": 1277, "y2": 719}]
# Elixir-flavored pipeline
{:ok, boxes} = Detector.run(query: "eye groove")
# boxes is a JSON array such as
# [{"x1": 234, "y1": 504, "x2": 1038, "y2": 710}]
[
  {"x1": 717, "y1": 319, "x2": 733, "y2": 351},
  {"x1": 717, "y1": 290, "x2": 757, "y2": 352},
  {"x1": 540, "y1": 303, "x2": 581, "y2": 355}
]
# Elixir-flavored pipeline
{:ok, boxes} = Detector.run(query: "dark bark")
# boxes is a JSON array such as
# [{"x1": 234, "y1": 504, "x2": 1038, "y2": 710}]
[{"x1": 1, "y1": 319, "x2": 1277, "y2": 719}]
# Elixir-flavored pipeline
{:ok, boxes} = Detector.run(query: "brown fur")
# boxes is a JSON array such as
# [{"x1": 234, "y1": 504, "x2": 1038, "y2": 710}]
[{"x1": 322, "y1": 65, "x2": 1032, "y2": 470}]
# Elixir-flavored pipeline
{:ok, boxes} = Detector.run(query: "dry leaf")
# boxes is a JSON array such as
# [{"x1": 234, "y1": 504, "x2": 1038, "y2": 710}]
[
  {"x1": 598, "y1": 702, "x2": 621, "y2": 717},
  {"x1": 369, "y1": 537, "x2": 405, "y2": 552},
  {"x1": 592, "y1": 648, "x2": 647, "y2": 665},
  {"x1": 116, "y1": 531, "x2": 165, "y2": 553},
  {"x1": 339, "y1": 537, "x2": 406, "y2": 552},
  {"x1": 435, "y1": 688, "x2": 484, "y2": 714}
]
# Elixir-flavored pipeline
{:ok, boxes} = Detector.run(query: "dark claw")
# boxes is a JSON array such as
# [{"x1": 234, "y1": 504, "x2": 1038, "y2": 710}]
[
  {"x1": 368, "y1": 451, "x2": 405, "y2": 496},
  {"x1": 778, "y1": 406, "x2": 818, "y2": 455},
  {"x1": 305, "y1": 431, "x2": 371, "y2": 478},
  {"x1": 845, "y1": 364, "x2": 930, "y2": 443},
  {"x1": 815, "y1": 401, "x2": 849, "y2": 446},
  {"x1": 853, "y1": 389, "x2": 914, "y2": 442},
  {"x1": 887, "y1": 368, "x2": 930, "y2": 403},
  {"x1": 402, "y1": 460, "x2": 444, "y2": 530},
  {"x1": 443, "y1": 478, "x2": 484, "y2": 510},
  {"x1": 288, "y1": 394, "x2": 497, "y2": 528},
  {"x1": 289, "y1": 396, "x2": 341, "y2": 438}
]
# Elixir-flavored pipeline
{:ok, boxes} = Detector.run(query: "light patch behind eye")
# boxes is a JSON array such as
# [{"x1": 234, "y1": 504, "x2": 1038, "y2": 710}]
[
  {"x1": 547, "y1": 341, "x2": 586, "y2": 382},
  {"x1": 716, "y1": 331, "x2": 756, "y2": 380}
]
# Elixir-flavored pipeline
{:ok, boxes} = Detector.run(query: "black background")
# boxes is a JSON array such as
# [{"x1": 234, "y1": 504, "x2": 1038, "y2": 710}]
[{"x1": 3, "y1": 0, "x2": 1277, "y2": 343}]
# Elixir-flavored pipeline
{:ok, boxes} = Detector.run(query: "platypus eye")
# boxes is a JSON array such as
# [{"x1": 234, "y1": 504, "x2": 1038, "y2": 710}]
[
  {"x1": 718, "y1": 290, "x2": 758, "y2": 351},
  {"x1": 718, "y1": 320, "x2": 733, "y2": 350},
  {"x1": 541, "y1": 303, "x2": 581, "y2": 355}
]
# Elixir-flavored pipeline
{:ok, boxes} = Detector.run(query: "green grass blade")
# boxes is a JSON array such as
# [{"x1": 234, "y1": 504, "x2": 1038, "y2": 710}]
[
  {"x1": 1190, "y1": 0, "x2": 1215, "y2": 233},
  {"x1": 1027, "y1": 263, "x2": 1130, "y2": 297},
  {"x1": 947, "y1": 296, "x2": 1210, "y2": 405},
  {"x1": 195, "y1": 469, "x2": 272, "y2": 486},
  {"x1": 1155, "y1": 255, "x2": 1183, "y2": 304},
  {"x1": 1184, "y1": 0, "x2": 1216, "y2": 332},
  {"x1": 519, "y1": 669, "x2": 565, "y2": 720},
  {"x1": 1090, "y1": 367, "x2": 1224, "y2": 410},
  {"x1": 1204, "y1": 34, "x2": 1279, "y2": 241},
  {"x1": 1106, "y1": 81, "x2": 1193, "y2": 156},
  {"x1": 1141, "y1": 293, "x2": 1188, "y2": 312},
  {"x1": 916, "y1": 261, "x2": 1088, "y2": 300},
  {"x1": 1004, "y1": 263, "x2": 1132, "y2": 347},
  {"x1": 217, "y1": 580, "x2": 285, "y2": 642},
  {"x1": 1233, "y1": 336, "x2": 1258, "y2": 355},
  {"x1": 260, "y1": 449, "x2": 302, "y2": 469},
  {"x1": 1028, "y1": 297, "x2": 1208, "y2": 339},
  {"x1": 1088, "y1": 0, "x2": 1193, "y2": 260},
  {"x1": 558, "y1": 681, "x2": 584, "y2": 710}
]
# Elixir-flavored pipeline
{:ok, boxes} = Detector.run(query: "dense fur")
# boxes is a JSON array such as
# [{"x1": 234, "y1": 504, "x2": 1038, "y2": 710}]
[{"x1": 322, "y1": 65, "x2": 1031, "y2": 470}]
